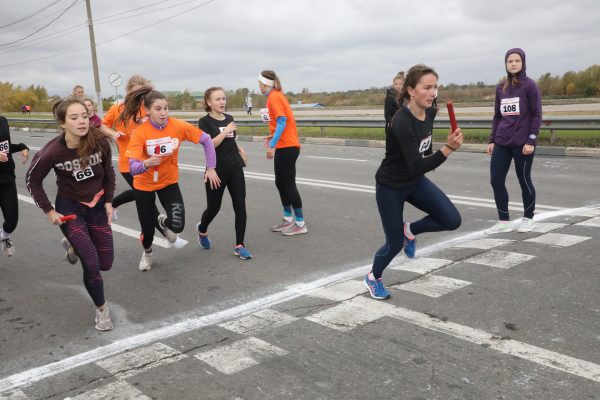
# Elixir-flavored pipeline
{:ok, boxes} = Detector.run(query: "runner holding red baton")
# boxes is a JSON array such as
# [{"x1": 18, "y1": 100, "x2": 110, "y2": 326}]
[{"x1": 60, "y1": 214, "x2": 77, "y2": 222}]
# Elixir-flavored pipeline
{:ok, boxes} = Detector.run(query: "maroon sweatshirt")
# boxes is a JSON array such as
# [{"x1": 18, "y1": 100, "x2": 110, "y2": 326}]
[{"x1": 26, "y1": 134, "x2": 115, "y2": 213}]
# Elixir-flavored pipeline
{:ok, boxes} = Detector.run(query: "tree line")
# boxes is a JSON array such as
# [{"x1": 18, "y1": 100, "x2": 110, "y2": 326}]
[{"x1": 1, "y1": 64, "x2": 598, "y2": 113}]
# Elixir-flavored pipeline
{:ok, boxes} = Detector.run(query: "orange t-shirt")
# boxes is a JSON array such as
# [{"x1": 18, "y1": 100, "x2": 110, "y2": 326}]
[
  {"x1": 126, "y1": 118, "x2": 202, "y2": 191},
  {"x1": 266, "y1": 90, "x2": 300, "y2": 149},
  {"x1": 102, "y1": 103, "x2": 147, "y2": 172}
]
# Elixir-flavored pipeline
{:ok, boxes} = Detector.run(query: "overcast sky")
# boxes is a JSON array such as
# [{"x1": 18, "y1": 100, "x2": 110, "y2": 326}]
[{"x1": 0, "y1": 0, "x2": 598, "y2": 97}]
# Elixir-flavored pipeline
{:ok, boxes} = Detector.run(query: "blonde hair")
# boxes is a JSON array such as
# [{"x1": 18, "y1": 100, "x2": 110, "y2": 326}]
[{"x1": 126, "y1": 74, "x2": 153, "y2": 94}]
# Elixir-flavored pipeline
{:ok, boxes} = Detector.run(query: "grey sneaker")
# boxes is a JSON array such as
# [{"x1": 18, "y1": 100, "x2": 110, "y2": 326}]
[
  {"x1": 158, "y1": 214, "x2": 177, "y2": 243},
  {"x1": 61, "y1": 238, "x2": 78, "y2": 264},
  {"x1": 139, "y1": 250, "x2": 153, "y2": 271},
  {"x1": 484, "y1": 221, "x2": 514, "y2": 235},
  {"x1": 95, "y1": 306, "x2": 113, "y2": 331},
  {"x1": 271, "y1": 219, "x2": 294, "y2": 232},
  {"x1": 282, "y1": 222, "x2": 308, "y2": 236},
  {"x1": 1, "y1": 238, "x2": 14, "y2": 257}
]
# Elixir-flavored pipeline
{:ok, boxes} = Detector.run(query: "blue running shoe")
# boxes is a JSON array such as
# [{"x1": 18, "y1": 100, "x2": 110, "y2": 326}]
[
  {"x1": 234, "y1": 246, "x2": 253, "y2": 260},
  {"x1": 196, "y1": 223, "x2": 211, "y2": 249},
  {"x1": 403, "y1": 235, "x2": 416, "y2": 258},
  {"x1": 363, "y1": 274, "x2": 390, "y2": 300}
]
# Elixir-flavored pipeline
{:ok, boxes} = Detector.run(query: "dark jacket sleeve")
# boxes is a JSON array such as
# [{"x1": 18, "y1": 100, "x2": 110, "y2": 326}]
[
  {"x1": 25, "y1": 146, "x2": 55, "y2": 213},
  {"x1": 395, "y1": 118, "x2": 446, "y2": 175},
  {"x1": 526, "y1": 80, "x2": 542, "y2": 145},
  {"x1": 102, "y1": 139, "x2": 116, "y2": 203},
  {"x1": 490, "y1": 86, "x2": 502, "y2": 144},
  {"x1": 10, "y1": 143, "x2": 29, "y2": 153}
]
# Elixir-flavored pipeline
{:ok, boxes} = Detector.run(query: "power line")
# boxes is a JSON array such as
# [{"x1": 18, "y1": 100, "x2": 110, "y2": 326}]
[
  {"x1": 0, "y1": 0, "x2": 81, "y2": 47},
  {"x1": 0, "y1": 0, "x2": 63, "y2": 29}
]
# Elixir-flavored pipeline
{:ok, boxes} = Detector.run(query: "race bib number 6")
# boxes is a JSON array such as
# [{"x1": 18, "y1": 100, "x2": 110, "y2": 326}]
[
  {"x1": 0, "y1": 140, "x2": 9, "y2": 153},
  {"x1": 259, "y1": 108, "x2": 270, "y2": 123},
  {"x1": 73, "y1": 166, "x2": 94, "y2": 182},
  {"x1": 500, "y1": 97, "x2": 520, "y2": 116},
  {"x1": 146, "y1": 137, "x2": 173, "y2": 156}
]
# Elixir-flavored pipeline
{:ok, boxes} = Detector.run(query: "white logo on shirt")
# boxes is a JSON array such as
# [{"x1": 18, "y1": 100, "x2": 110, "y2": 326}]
[{"x1": 419, "y1": 135, "x2": 432, "y2": 153}]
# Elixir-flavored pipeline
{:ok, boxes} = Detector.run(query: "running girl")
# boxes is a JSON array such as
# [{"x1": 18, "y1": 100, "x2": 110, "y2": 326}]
[
  {"x1": 486, "y1": 48, "x2": 542, "y2": 234},
  {"x1": 258, "y1": 70, "x2": 307, "y2": 236},
  {"x1": 26, "y1": 98, "x2": 116, "y2": 330},
  {"x1": 365, "y1": 64, "x2": 463, "y2": 300},
  {"x1": 384, "y1": 71, "x2": 405, "y2": 128},
  {"x1": 0, "y1": 116, "x2": 29, "y2": 256},
  {"x1": 123, "y1": 87, "x2": 220, "y2": 271},
  {"x1": 83, "y1": 98, "x2": 102, "y2": 128},
  {"x1": 196, "y1": 87, "x2": 251, "y2": 259}
]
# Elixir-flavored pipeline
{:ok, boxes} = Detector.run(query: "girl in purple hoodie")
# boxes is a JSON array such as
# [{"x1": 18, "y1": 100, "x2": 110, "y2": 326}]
[{"x1": 485, "y1": 48, "x2": 542, "y2": 234}]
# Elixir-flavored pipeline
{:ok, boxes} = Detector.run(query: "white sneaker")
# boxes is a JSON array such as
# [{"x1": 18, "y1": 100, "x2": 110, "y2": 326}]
[
  {"x1": 95, "y1": 306, "x2": 113, "y2": 331},
  {"x1": 158, "y1": 214, "x2": 177, "y2": 243},
  {"x1": 61, "y1": 238, "x2": 78, "y2": 264},
  {"x1": 1, "y1": 238, "x2": 14, "y2": 257},
  {"x1": 139, "y1": 250, "x2": 153, "y2": 271},
  {"x1": 517, "y1": 218, "x2": 535, "y2": 233},
  {"x1": 169, "y1": 236, "x2": 188, "y2": 249},
  {"x1": 484, "y1": 221, "x2": 514, "y2": 235},
  {"x1": 112, "y1": 208, "x2": 119, "y2": 221}
]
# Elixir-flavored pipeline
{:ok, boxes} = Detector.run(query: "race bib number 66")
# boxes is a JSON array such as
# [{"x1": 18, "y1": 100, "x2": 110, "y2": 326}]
[
  {"x1": 0, "y1": 140, "x2": 9, "y2": 153},
  {"x1": 146, "y1": 137, "x2": 173, "y2": 156},
  {"x1": 73, "y1": 166, "x2": 94, "y2": 182}
]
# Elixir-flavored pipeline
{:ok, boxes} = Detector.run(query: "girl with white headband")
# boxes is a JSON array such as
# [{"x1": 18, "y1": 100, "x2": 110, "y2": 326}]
[{"x1": 258, "y1": 70, "x2": 307, "y2": 236}]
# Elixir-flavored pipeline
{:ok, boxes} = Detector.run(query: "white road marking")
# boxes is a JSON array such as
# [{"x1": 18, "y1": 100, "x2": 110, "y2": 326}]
[
  {"x1": 576, "y1": 216, "x2": 600, "y2": 227},
  {"x1": 453, "y1": 238, "x2": 514, "y2": 250},
  {"x1": 95, "y1": 342, "x2": 187, "y2": 380},
  {"x1": 305, "y1": 300, "x2": 386, "y2": 332},
  {"x1": 71, "y1": 380, "x2": 151, "y2": 400},
  {"x1": 218, "y1": 309, "x2": 299, "y2": 334},
  {"x1": 463, "y1": 250, "x2": 536, "y2": 269},
  {"x1": 0, "y1": 389, "x2": 29, "y2": 400},
  {"x1": 1, "y1": 205, "x2": 598, "y2": 393},
  {"x1": 194, "y1": 337, "x2": 288, "y2": 375},
  {"x1": 530, "y1": 222, "x2": 568, "y2": 233},
  {"x1": 303, "y1": 279, "x2": 366, "y2": 302},
  {"x1": 525, "y1": 232, "x2": 591, "y2": 247},
  {"x1": 392, "y1": 275, "x2": 472, "y2": 298},
  {"x1": 306, "y1": 155, "x2": 368, "y2": 162},
  {"x1": 389, "y1": 257, "x2": 453, "y2": 274}
]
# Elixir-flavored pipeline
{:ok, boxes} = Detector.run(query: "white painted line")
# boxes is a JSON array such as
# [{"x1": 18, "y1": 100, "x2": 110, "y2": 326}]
[
  {"x1": 530, "y1": 222, "x2": 568, "y2": 233},
  {"x1": 95, "y1": 342, "x2": 187, "y2": 380},
  {"x1": 1, "y1": 204, "x2": 598, "y2": 392},
  {"x1": 71, "y1": 380, "x2": 151, "y2": 400},
  {"x1": 392, "y1": 275, "x2": 471, "y2": 298},
  {"x1": 305, "y1": 300, "x2": 386, "y2": 332},
  {"x1": 305, "y1": 155, "x2": 368, "y2": 162},
  {"x1": 0, "y1": 389, "x2": 29, "y2": 400},
  {"x1": 194, "y1": 337, "x2": 288, "y2": 375},
  {"x1": 347, "y1": 297, "x2": 600, "y2": 384},
  {"x1": 525, "y1": 232, "x2": 591, "y2": 247},
  {"x1": 389, "y1": 257, "x2": 454, "y2": 274},
  {"x1": 453, "y1": 238, "x2": 514, "y2": 250},
  {"x1": 576, "y1": 216, "x2": 600, "y2": 227},
  {"x1": 463, "y1": 250, "x2": 536, "y2": 269},
  {"x1": 303, "y1": 279, "x2": 366, "y2": 302},
  {"x1": 218, "y1": 309, "x2": 299, "y2": 335}
]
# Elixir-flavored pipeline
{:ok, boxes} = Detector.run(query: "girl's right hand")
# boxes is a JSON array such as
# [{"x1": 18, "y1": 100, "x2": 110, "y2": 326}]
[
  {"x1": 487, "y1": 143, "x2": 494, "y2": 155},
  {"x1": 144, "y1": 154, "x2": 163, "y2": 168},
  {"x1": 225, "y1": 122, "x2": 237, "y2": 134},
  {"x1": 447, "y1": 128, "x2": 464, "y2": 150},
  {"x1": 46, "y1": 210, "x2": 64, "y2": 225}
]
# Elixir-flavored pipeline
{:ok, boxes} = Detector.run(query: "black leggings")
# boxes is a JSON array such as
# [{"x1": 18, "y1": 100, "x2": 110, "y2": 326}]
[
  {"x1": 490, "y1": 144, "x2": 536, "y2": 220},
  {"x1": 134, "y1": 183, "x2": 185, "y2": 249},
  {"x1": 115, "y1": 172, "x2": 163, "y2": 235},
  {"x1": 0, "y1": 181, "x2": 18, "y2": 234},
  {"x1": 274, "y1": 147, "x2": 302, "y2": 209},
  {"x1": 198, "y1": 167, "x2": 247, "y2": 245}
]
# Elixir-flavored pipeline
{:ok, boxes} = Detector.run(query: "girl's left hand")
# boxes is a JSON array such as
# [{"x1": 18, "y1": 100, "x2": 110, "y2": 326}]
[
  {"x1": 266, "y1": 147, "x2": 275, "y2": 159},
  {"x1": 204, "y1": 168, "x2": 221, "y2": 190},
  {"x1": 105, "y1": 203, "x2": 113, "y2": 224},
  {"x1": 522, "y1": 144, "x2": 535, "y2": 155},
  {"x1": 20, "y1": 149, "x2": 29, "y2": 164}
]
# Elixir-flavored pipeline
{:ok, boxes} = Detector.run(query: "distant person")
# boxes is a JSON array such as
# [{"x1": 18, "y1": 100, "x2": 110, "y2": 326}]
[
  {"x1": 21, "y1": 105, "x2": 27, "y2": 115},
  {"x1": 485, "y1": 48, "x2": 542, "y2": 234},
  {"x1": 0, "y1": 115, "x2": 30, "y2": 257},
  {"x1": 83, "y1": 98, "x2": 101, "y2": 128},
  {"x1": 196, "y1": 87, "x2": 251, "y2": 259},
  {"x1": 246, "y1": 94, "x2": 253, "y2": 115},
  {"x1": 258, "y1": 70, "x2": 307, "y2": 236},
  {"x1": 384, "y1": 71, "x2": 405, "y2": 128},
  {"x1": 26, "y1": 98, "x2": 116, "y2": 331},
  {"x1": 364, "y1": 64, "x2": 463, "y2": 300},
  {"x1": 72, "y1": 85, "x2": 85, "y2": 99},
  {"x1": 25, "y1": 105, "x2": 31, "y2": 114}
]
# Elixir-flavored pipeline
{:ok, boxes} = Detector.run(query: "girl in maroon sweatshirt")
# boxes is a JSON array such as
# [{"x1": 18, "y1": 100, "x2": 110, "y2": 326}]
[{"x1": 26, "y1": 98, "x2": 116, "y2": 331}]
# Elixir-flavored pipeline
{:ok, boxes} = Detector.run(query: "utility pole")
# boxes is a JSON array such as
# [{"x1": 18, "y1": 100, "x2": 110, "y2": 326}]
[{"x1": 85, "y1": 0, "x2": 103, "y2": 117}]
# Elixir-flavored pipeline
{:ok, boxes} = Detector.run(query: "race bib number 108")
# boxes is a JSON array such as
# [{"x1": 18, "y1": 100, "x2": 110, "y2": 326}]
[{"x1": 500, "y1": 97, "x2": 520, "y2": 116}]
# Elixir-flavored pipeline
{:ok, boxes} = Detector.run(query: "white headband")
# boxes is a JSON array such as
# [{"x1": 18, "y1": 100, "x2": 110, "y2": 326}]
[{"x1": 258, "y1": 74, "x2": 274, "y2": 86}]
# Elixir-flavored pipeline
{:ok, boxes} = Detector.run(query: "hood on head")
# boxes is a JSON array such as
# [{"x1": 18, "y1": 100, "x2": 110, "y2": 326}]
[{"x1": 505, "y1": 48, "x2": 526, "y2": 80}]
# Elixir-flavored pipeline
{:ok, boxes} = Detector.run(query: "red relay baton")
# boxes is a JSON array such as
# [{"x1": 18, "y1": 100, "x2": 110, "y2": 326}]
[
  {"x1": 60, "y1": 214, "x2": 77, "y2": 222},
  {"x1": 153, "y1": 145, "x2": 160, "y2": 182},
  {"x1": 446, "y1": 101, "x2": 459, "y2": 132}
]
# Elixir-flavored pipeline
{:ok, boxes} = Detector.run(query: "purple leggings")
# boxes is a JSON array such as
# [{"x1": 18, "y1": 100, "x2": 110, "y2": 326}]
[{"x1": 56, "y1": 196, "x2": 114, "y2": 307}]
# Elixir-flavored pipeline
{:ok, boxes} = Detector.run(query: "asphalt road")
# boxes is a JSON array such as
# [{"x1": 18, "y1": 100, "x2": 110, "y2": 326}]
[{"x1": 1, "y1": 129, "x2": 599, "y2": 399}]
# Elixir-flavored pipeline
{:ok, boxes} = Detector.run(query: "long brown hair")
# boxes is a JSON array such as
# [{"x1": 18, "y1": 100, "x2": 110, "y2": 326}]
[
  {"x1": 53, "y1": 97, "x2": 108, "y2": 168},
  {"x1": 397, "y1": 64, "x2": 438, "y2": 106},
  {"x1": 260, "y1": 70, "x2": 282, "y2": 91},
  {"x1": 203, "y1": 87, "x2": 225, "y2": 112},
  {"x1": 118, "y1": 86, "x2": 166, "y2": 126}
]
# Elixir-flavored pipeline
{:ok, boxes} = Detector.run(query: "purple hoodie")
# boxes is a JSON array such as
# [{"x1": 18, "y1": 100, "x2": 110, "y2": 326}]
[{"x1": 489, "y1": 48, "x2": 542, "y2": 147}]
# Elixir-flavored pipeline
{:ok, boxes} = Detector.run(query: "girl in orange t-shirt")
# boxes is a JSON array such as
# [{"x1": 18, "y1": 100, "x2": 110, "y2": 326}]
[
  {"x1": 122, "y1": 87, "x2": 220, "y2": 271},
  {"x1": 258, "y1": 70, "x2": 307, "y2": 236}
]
